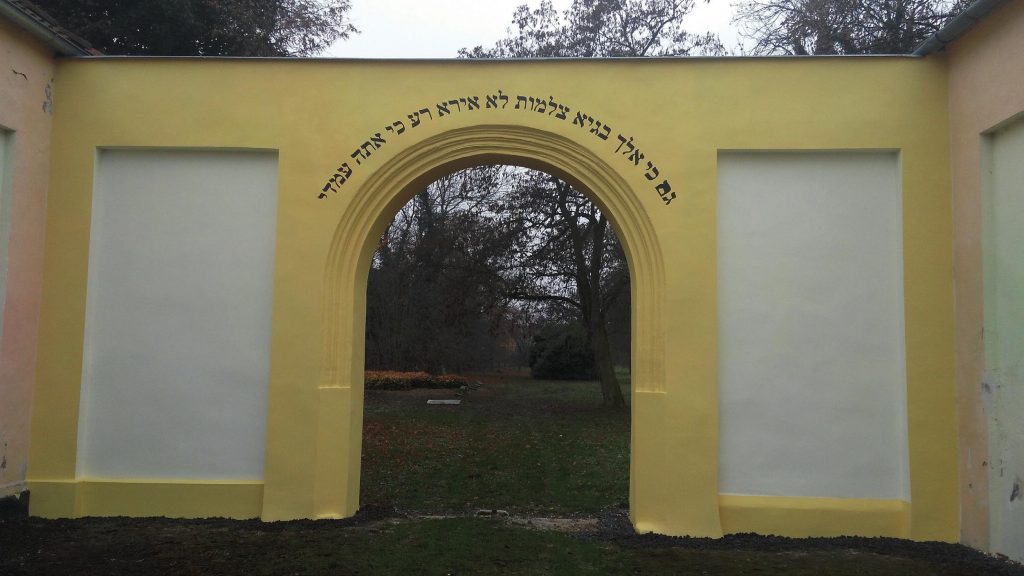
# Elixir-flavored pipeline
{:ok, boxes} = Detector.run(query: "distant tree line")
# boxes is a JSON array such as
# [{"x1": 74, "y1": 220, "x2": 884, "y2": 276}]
[
  {"x1": 365, "y1": 168, "x2": 524, "y2": 375},
  {"x1": 364, "y1": 167, "x2": 631, "y2": 394},
  {"x1": 35, "y1": 0, "x2": 970, "y2": 58}
]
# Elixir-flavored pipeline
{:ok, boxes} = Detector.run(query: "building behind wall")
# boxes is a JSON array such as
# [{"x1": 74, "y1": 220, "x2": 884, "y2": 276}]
[
  {"x1": 0, "y1": 0, "x2": 92, "y2": 512},
  {"x1": 935, "y1": 0, "x2": 1024, "y2": 561}
]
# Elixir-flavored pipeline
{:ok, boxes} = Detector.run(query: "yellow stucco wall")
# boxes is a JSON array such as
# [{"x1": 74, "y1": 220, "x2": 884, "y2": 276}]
[
  {"x1": 27, "y1": 55, "x2": 960, "y2": 540},
  {"x1": 947, "y1": 0, "x2": 1024, "y2": 554},
  {"x1": 0, "y1": 16, "x2": 54, "y2": 500}
]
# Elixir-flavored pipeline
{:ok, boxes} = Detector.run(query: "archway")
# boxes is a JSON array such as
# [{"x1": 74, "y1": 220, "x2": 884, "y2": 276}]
[
  {"x1": 315, "y1": 125, "x2": 671, "y2": 529},
  {"x1": 359, "y1": 163, "x2": 632, "y2": 513}
]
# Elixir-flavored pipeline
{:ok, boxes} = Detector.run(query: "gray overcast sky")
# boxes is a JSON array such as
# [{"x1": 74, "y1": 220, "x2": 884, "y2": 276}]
[{"x1": 325, "y1": 0, "x2": 741, "y2": 58}]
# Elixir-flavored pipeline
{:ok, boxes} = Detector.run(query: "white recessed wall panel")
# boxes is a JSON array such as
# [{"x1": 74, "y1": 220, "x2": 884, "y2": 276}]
[
  {"x1": 77, "y1": 149, "x2": 278, "y2": 480},
  {"x1": 985, "y1": 118, "x2": 1024, "y2": 562},
  {"x1": 717, "y1": 151, "x2": 908, "y2": 500}
]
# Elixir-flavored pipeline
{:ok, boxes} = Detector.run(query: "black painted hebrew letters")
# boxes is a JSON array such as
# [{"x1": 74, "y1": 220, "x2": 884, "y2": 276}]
[
  {"x1": 319, "y1": 89, "x2": 677, "y2": 207},
  {"x1": 644, "y1": 161, "x2": 659, "y2": 180},
  {"x1": 655, "y1": 181, "x2": 675, "y2": 205}
]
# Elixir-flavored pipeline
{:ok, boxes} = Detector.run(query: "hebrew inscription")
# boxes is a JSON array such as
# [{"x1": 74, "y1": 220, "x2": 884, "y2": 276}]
[{"x1": 320, "y1": 90, "x2": 676, "y2": 206}]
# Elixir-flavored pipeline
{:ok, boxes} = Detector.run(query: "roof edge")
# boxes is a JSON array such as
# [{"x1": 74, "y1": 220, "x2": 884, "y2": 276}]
[
  {"x1": 0, "y1": 0, "x2": 97, "y2": 56},
  {"x1": 913, "y1": 0, "x2": 1011, "y2": 55}
]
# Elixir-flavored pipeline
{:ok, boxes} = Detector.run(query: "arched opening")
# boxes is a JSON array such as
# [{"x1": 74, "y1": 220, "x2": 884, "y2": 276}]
[
  {"x1": 316, "y1": 125, "x2": 669, "y2": 528},
  {"x1": 359, "y1": 163, "x2": 632, "y2": 515}
]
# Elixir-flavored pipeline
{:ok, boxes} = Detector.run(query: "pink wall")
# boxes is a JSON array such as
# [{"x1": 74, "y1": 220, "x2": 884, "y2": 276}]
[
  {"x1": 0, "y1": 17, "x2": 54, "y2": 498},
  {"x1": 946, "y1": 0, "x2": 1024, "y2": 552}
]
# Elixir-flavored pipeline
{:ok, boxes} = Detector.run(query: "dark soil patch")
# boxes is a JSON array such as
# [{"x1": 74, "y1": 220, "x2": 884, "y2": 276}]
[
  {"x1": 610, "y1": 530, "x2": 1024, "y2": 576},
  {"x1": 3, "y1": 514, "x2": 1022, "y2": 576},
  {"x1": 0, "y1": 491, "x2": 29, "y2": 520}
]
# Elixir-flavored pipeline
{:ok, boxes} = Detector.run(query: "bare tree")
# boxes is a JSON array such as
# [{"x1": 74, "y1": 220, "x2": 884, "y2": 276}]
[
  {"x1": 734, "y1": 0, "x2": 970, "y2": 55},
  {"x1": 456, "y1": 0, "x2": 719, "y2": 407},
  {"x1": 453, "y1": 0, "x2": 721, "y2": 408},
  {"x1": 501, "y1": 174, "x2": 631, "y2": 408},
  {"x1": 460, "y1": 0, "x2": 724, "y2": 58},
  {"x1": 365, "y1": 165, "x2": 632, "y2": 408},
  {"x1": 366, "y1": 168, "x2": 526, "y2": 373}
]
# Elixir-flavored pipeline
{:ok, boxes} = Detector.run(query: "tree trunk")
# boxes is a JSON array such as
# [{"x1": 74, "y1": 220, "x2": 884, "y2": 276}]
[{"x1": 590, "y1": 316, "x2": 625, "y2": 409}]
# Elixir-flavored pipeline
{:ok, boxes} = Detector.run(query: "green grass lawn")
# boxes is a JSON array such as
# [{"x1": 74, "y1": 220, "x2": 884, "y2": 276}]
[{"x1": 360, "y1": 373, "x2": 630, "y2": 513}]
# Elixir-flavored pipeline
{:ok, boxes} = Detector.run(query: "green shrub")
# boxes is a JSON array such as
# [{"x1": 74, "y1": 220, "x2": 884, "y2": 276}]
[{"x1": 528, "y1": 323, "x2": 596, "y2": 380}]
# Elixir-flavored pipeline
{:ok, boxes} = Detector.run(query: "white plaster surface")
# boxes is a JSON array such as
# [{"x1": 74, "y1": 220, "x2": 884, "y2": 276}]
[
  {"x1": 985, "y1": 118, "x2": 1024, "y2": 561},
  {"x1": 717, "y1": 151, "x2": 909, "y2": 500},
  {"x1": 76, "y1": 150, "x2": 278, "y2": 480}
]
